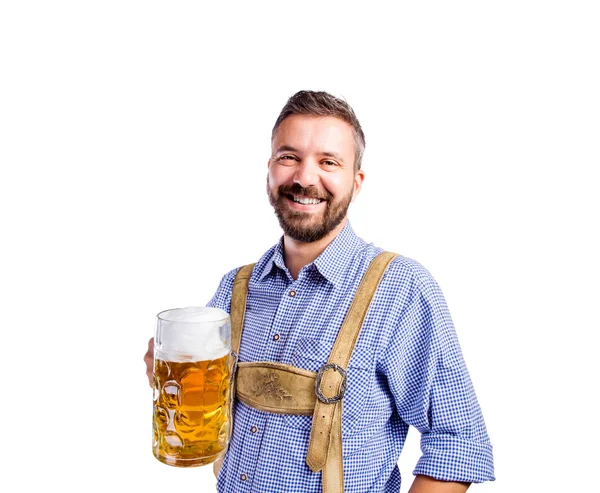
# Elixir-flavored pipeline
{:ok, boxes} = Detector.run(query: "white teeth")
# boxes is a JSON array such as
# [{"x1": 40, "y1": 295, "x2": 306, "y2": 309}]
[{"x1": 292, "y1": 195, "x2": 322, "y2": 205}]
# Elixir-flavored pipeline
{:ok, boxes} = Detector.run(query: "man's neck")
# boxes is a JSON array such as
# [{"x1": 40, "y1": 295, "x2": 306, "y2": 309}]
[{"x1": 282, "y1": 218, "x2": 348, "y2": 280}]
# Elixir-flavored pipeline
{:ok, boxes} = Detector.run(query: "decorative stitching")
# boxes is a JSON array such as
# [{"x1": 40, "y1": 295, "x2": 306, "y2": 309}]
[{"x1": 250, "y1": 371, "x2": 293, "y2": 401}]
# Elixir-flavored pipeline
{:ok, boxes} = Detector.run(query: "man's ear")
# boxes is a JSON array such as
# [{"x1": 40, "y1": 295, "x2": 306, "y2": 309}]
[{"x1": 351, "y1": 169, "x2": 365, "y2": 202}]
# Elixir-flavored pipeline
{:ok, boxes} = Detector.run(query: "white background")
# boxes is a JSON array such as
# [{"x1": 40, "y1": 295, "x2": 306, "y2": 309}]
[{"x1": 1, "y1": 1, "x2": 598, "y2": 492}]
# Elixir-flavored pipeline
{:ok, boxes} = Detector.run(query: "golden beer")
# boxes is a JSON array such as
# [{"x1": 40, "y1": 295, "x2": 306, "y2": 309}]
[{"x1": 153, "y1": 352, "x2": 231, "y2": 467}]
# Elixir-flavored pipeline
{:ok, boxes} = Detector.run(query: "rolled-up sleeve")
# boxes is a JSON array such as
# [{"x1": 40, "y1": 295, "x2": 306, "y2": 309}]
[{"x1": 381, "y1": 265, "x2": 495, "y2": 483}]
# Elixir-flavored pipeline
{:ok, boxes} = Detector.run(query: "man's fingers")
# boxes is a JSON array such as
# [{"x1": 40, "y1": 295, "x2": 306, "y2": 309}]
[
  {"x1": 213, "y1": 456, "x2": 224, "y2": 478},
  {"x1": 144, "y1": 337, "x2": 154, "y2": 387}
]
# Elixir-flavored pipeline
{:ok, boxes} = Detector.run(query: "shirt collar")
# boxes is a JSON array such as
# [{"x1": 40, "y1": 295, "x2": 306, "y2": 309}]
[
  {"x1": 256, "y1": 239, "x2": 285, "y2": 283},
  {"x1": 257, "y1": 221, "x2": 365, "y2": 286}
]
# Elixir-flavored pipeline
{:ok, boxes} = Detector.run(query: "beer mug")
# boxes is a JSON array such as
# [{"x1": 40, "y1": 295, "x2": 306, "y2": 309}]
[{"x1": 152, "y1": 306, "x2": 232, "y2": 467}]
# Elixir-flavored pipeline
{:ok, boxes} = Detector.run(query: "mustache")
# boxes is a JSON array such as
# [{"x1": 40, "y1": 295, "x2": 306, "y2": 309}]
[{"x1": 278, "y1": 183, "x2": 331, "y2": 201}]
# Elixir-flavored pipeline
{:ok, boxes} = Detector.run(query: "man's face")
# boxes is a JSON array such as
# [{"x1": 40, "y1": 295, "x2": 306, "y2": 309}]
[{"x1": 267, "y1": 115, "x2": 364, "y2": 243}]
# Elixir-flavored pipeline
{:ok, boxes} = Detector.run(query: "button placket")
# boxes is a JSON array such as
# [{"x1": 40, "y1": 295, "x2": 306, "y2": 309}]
[{"x1": 234, "y1": 406, "x2": 265, "y2": 492}]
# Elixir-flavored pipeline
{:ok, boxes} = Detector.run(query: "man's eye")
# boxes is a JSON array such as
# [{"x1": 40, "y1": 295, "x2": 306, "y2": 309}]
[
  {"x1": 279, "y1": 155, "x2": 296, "y2": 161},
  {"x1": 322, "y1": 160, "x2": 337, "y2": 166}
]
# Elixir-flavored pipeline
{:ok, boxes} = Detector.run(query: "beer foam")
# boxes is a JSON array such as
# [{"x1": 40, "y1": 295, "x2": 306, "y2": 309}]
[{"x1": 156, "y1": 306, "x2": 231, "y2": 362}]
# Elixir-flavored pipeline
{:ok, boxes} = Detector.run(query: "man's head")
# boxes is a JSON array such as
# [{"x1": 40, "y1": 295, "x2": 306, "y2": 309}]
[
  {"x1": 271, "y1": 91, "x2": 366, "y2": 172},
  {"x1": 267, "y1": 91, "x2": 366, "y2": 243}
]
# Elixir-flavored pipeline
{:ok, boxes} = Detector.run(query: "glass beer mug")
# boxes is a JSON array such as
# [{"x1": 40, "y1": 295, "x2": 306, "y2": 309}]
[{"x1": 152, "y1": 306, "x2": 232, "y2": 467}]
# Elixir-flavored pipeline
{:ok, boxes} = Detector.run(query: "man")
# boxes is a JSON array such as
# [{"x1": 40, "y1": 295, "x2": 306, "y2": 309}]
[{"x1": 144, "y1": 91, "x2": 495, "y2": 492}]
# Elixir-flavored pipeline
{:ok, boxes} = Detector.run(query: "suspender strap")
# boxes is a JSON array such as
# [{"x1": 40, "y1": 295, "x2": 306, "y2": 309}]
[
  {"x1": 230, "y1": 263, "x2": 255, "y2": 356},
  {"x1": 230, "y1": 252, "x2": 398, "y2": 493},
  {"x1": 229, "y1": 263, "x2": 255, "y2": 449},
  {"x1": 305, "y1": 251, "x2": 397, "y2": 493}
]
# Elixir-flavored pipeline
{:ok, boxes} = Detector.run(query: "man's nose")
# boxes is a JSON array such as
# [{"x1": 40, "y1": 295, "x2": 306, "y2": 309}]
[{"x1": 293, "y1": 159, "x2": 319, "y2": 188}]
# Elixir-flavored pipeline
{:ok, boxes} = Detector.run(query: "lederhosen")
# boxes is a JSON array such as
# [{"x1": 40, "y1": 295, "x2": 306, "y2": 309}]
[{"x1": 230, "y1": 252, "x2": 398, "y2": 493}]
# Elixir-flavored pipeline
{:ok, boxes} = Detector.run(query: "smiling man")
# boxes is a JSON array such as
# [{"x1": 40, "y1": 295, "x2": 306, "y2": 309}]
[
  {"x1": 267, "y1": 112, "x2": 365, "y2": 279},
  {"x1": 145, "y1": 90, "x2": 495, "y2": 492}
]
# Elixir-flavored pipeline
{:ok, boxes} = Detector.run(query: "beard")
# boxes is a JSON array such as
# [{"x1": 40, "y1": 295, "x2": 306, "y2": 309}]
[{"x1": 267, "y1": 179, "x2": 353, "y2": 243}]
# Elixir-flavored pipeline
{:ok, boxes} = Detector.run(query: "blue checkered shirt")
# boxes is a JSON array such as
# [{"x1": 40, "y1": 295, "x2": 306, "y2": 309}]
[{"x1": 207, "y1": 222, "x2": 495, "y2": 492}]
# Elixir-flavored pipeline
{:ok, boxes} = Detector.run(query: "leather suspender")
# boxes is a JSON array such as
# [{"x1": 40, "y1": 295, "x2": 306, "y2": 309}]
[
  {"x1": 230, "y1": 252, "x2": 398, "y2": 493},
  {"x1": 230, "y1": 262, "x2": 255, "y2": 364}
]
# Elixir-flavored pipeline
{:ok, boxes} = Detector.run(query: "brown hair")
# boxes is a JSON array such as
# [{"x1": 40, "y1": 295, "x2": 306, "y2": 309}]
[{"x1": 272, "y1": 90, "x2": 366, "y2": 171}]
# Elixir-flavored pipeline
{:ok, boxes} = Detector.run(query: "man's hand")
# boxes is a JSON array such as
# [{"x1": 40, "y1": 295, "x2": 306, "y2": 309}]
[
  {"x1": 408, "y1": 475, "x2": 470, "y2": 493},
  {"x1": 144, "y1": 337, "x2": 154, "y2": 387}
]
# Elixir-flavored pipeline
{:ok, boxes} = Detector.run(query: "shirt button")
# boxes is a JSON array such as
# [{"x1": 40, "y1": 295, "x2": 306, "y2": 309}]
[
  {"x1": 289, "y1": 290, "x2": 297, "y2": 297},
  {"x1": 240, "y1": 473, "x2": 248, "y2": 481},
  {"x1": 273, "y1": 334, "x2": 280, "y2": 341},
  {"x1": 250, "y1": 426, "x2": 258, "y2": 433}
]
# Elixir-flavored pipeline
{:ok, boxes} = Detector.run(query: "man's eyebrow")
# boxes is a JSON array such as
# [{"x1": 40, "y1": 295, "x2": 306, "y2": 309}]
[
  {"x1": 275, "y1": 145, "x2": 299, "y2": 154},
  {"x1": 320, "y1": 151, "x2": 345, "y2": 163}
]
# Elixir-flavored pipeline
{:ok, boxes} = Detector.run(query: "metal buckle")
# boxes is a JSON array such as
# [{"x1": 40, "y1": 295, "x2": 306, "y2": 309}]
[{"x1": 315, "y1": 363, "x2": 347, "y2": 404}]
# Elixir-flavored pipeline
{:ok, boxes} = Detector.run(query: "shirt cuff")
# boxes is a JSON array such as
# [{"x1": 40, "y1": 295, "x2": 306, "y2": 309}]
[{"x1": 413, "y1": 434, "x2": 496, "y2": 483}]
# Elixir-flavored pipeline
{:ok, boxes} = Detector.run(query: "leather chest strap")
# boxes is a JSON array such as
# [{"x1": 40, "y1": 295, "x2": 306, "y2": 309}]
[
  {"x1": 236, "y1": 361, "x2": 317, "y2": 414},
  {"x1": 306, "y1": 252, "x2": 398, "y2": 493}
]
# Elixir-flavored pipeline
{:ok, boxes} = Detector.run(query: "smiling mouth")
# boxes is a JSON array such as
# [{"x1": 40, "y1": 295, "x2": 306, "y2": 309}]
[{"x1": 285, "y1": 194, "x2": 325, "y2": 205}]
